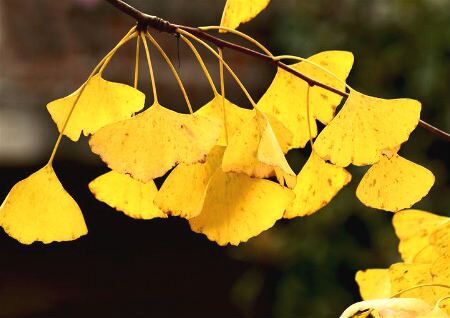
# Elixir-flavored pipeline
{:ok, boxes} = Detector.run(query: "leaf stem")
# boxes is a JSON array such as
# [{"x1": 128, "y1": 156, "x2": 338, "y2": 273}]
[
  {"x1": 140, "y1": 33, "x2": 158, "y2": 104},
  {"x1": 180, "y1": 35, "x2": 218, "y2": 96},
  {"x1": 390, "y1": 283, "x2": 450, "y2": 298},
  {"x1": 145, "y1": 32, "x2": 193, "y2": 114},
  {"x1": 306, "y1": 85, "x2": 314, "y2": 150},
  {"x1": 134, "y1": 35, "x2": 140, "y2": 89},
  {"x1": 218, "y1": 47, "x2": 229, "y2": 145},
  {"x1": 177, "y1": 28, "x2": 257, "y2": 109}
]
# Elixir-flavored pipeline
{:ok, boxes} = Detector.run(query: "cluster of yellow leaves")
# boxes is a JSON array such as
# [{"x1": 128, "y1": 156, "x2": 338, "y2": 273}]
[
  {"x1": 0, "y1": 1, "x2": 438, "y2": 247},
  {"x1": 351, "y1": 210, "x2": 450, "y2": 317}
]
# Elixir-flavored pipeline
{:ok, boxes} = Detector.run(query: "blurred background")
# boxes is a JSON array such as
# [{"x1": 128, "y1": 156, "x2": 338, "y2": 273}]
[{"x1": 0, "y1": 0, "x2": 449, "y2": 317}]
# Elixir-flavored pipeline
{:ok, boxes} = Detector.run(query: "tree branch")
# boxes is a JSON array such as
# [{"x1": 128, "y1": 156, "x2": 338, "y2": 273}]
[{"x1": 104, "y1": 0, "x2": 450, "y2": 142}]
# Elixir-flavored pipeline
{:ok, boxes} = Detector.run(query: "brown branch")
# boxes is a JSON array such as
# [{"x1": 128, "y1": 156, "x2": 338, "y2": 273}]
[{"x1": 104, "y1": 0, "x2": 450, "y2": 142}]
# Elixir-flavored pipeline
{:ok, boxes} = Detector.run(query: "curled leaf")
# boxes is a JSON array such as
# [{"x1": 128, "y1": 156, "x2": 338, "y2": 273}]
[
  {"x1": 356, "y1": 155, "x2": 434, "y2": 212},
  {"x1": 284, "y1": 152, "x2": 351, "y2": 218},
  {"x1": 89, "y1": 171, "x2": 166, "y2": 220},
  {"x1": 222, "y1": 109, "x2": 296, "y2": 188},
  {"x1": 47, "y1": 74, "x2": 145, "y2": 141},
  {"x1": 258, "y1": 51, "x2": 354, "y2": 149},
  {"x1": 0, "y1": 165, "x2": 87, "y2": 244},
  {"x1": 89, "y1": 103, "x2": 220, "y2": 182},
  {"x1": 315, "y1": 90, "x2": 421, "y2": 167}
]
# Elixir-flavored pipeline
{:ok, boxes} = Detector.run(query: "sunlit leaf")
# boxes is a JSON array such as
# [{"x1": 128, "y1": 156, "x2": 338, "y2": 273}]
[
  {"x1": 154, "y1": 146, "x2": 225, "y2": 219},
  {"x1": 357, "y1": 155, "x2": 434, "y2": 212},
  {"x1": 89, "y1": 171, "x2": 166, "y2": 220},
  {"x1": 355, "y1": 269, "x2": 391, "y2": 300},
  {"x1": 196, "y1": 94, "x2": 253, "y2": 146},
  {"x1": 393, "y1": 210, "x2": 449, "y2": 263},
  {"x1": 47, "y1": 74, "x2": 145, "y2": 141},
  {"x1": 89, "y1": 102, "x2": 220, "y2": 182},
  {"x1": 196, "y1": 95, "x2": 293, "y2": 152},
  {"x1": 429, "y1": 220, "x2": 450, "y2": 257},
  {"x1": 258, "y1": 51, "x2": 354, "y2": 149},
  {"x1": 284, "y1": 152, "x2": 351, "y2": 218},
  {"x1": 220, "y1": 0, "x2": 271, "y2": 30},
  {"x1": 0, "y1": 165, "x2": 87, "y2": 244},
  {"x1": 222, "y1": 109, "x2": 296, "y2": 188},
  {"x1": 315, "y1": 90, "x2": 421, "y2": 167},
  {"x1": 189, "y1": 168, "x2": 294, "y2": 246},
  {"x1": 389, "y1": 263, "x2": 442, "y2": 306}
]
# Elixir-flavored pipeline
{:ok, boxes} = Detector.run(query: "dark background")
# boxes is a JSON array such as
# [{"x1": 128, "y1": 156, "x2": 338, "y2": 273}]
[{"x1": 0, "y1": 1, "x2": 449, "y2": 317}]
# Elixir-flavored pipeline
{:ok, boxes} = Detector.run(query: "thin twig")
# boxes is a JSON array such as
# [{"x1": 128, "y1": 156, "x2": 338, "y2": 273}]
[{"x1": 103, "y1": 0, "x2": 450, "y2": 142}]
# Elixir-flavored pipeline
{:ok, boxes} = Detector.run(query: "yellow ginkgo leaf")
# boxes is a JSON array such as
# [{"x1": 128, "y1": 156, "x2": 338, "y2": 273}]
[
  {"x1": 88, "y1": 171, "x2": 166, "y2": 220},
  {"x1": 196, "y1": 95, "x2": 293, "y2": 152},
  {"x1": 389, "y1": 262, "x2": 450, "y2": 315},
  {"x1": 196, "y1": 94, "x2": 253, "y2": 146},
  {"x1": 258, "y1": 51, "x2": 354, "y2": 149},
  {"x1": 389, "y1": 263, "x2": 438, "y2": 305},
  {"x1": 47, "y1": 74, "x2": 145, "y2": 142},
  {"x1": 222, "y1": 109, "x2": 296, "y2": 188},
  {"x1": 356, "y1": 155, "x2": 434, "y2": 212},
  {"x1": 431, "y1": 254, "x2": 450, "y2": 315},
  {"x1": 89, "y1": 103, "x2": 220, "y2": 182},
  {"x1": 315, "y1": 91, "x2": 421, "y2": 167},
  {"x1": 355, "y1": 269, "x2": 391, "y2": 300},
  {"x1": 189, "y1": 169, "x2": 294, "y2": 246},
  {"x1": 0, "y1": 165, "x2": 87, "y2": 244},
  {"x1": 393, "y1": 210, "x2": 449, "y2": 263},
  {"x1": 284, "y1": 152, "x2": 351, "y2": 218},
  {"x1": 220, "y1": 0, "x2": 270, "y2": 30},
  {"x1": 429, "y1": 220, "x2": 450, "y2": 257},
  {"x1": 339, "y1": 298, "x2": 445, "y2": 318},
  {"x1": 154, "y1": 146, "x2": 225, "y2": 219},
  {"x1": 412, "y1": 244, "x2": 442, "y2": 265}
]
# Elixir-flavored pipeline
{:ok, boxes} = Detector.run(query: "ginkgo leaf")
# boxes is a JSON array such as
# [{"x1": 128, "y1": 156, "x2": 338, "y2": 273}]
[
  {"x1": 355, "y1": 269, "x2": 391, "y2": 300},
  {"x1": 89, "y1": 102, "x2": 220, "y2": 182},
  {"x1": 339, "y1": 298, "x2": 445, "y2": 318},
  {"x1": 196, "y1": 94, "x2": 253, "y2": 146},
  {"x1": 220, "y1": 0, "x2": 270, "y2": 31},
  {"x1": 189, "y1": 168, "x2": 294, "y2": 246},
  {"x1": 154, "y1": 146, "x2": 225, "y2": 219},
  {"x1": 222, "y1": 109, "x2": 296, "y2": 188},
  {"x1": 0, "y1": 165, "x2": 87, "y2": 244},
  {"x1": 356, "y1": 155, "x2": 434, "y2": 212},
  {"x1": 389, "y1": 263, "x2": 438, "y2": 305},
  {"x1": 88, "y1": 171, "x2": 166, "y2": 220},
  {"x1": 196, "y1": 95, "x2": 293, "y2": 152},
  {"x1": 429, "y1": 222, "x2": 450, "y2": 315},
  {"x1": 429, "y1": 220, "x2": 450, "y2": 257},
  {"x1": 314, "y1": 90, "x2": 421, "y2": 167},
  {"x1": 47, "y1": 74, "x2": 145, "y2": 141},
  {"x1": 284, "y1": 152, "x2": 351, "y2": 218},
  {"x1": 392, "y1": 210, "x2": 449, "y2": 263},
  {"x1": 258, "y1": 51, "x2": 354, "y2": 149}
]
